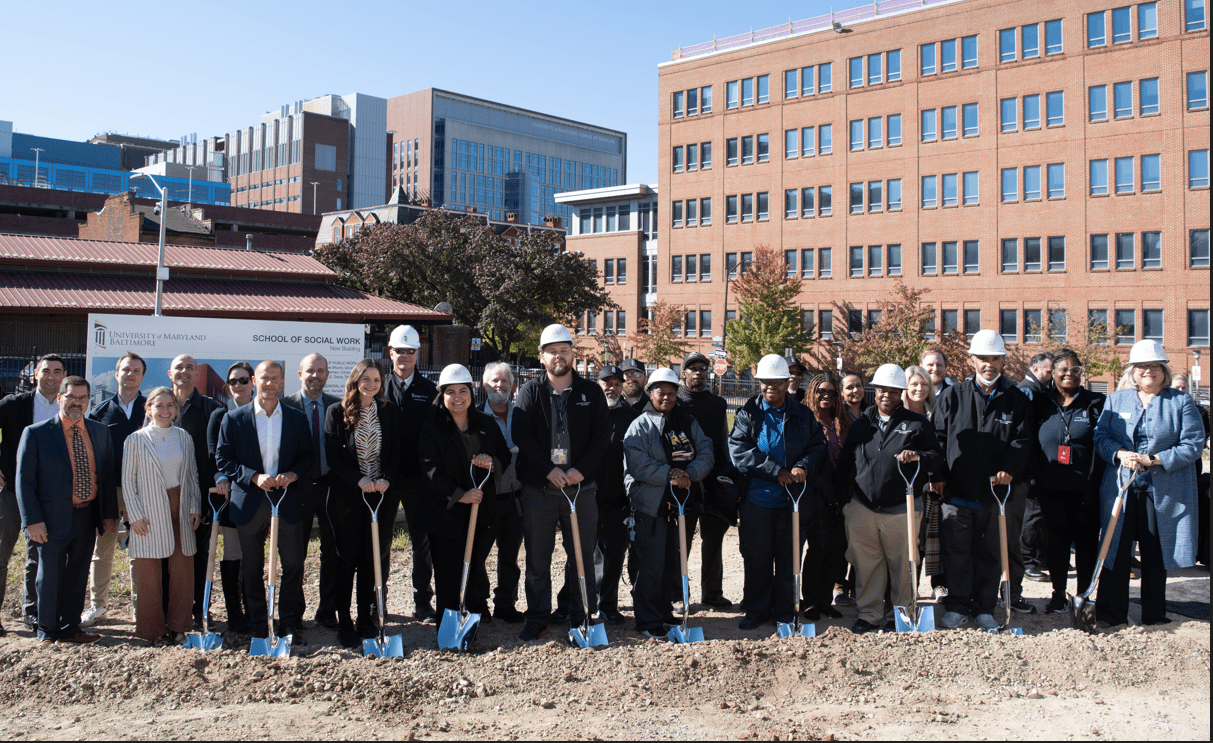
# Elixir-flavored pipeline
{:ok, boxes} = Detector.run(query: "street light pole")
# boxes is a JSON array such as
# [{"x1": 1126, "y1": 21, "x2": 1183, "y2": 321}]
[
  {"x1": 185, "y1": 165, "x2": 198, "y2": 206},
  {"x1": 310, "y1": 182, "x2": 320, "y2": 215},
  {"x1": 30, "y1": 148, "x2": 43, "y2": 187},
  {"x1": 129, "y1": 172, "x2": 169, "y2": 317}
]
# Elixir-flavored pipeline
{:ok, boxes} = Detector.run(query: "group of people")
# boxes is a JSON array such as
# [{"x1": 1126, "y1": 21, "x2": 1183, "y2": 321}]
[{"x1": 0, "y1": 321, "x2": 1206, "y2": 649}]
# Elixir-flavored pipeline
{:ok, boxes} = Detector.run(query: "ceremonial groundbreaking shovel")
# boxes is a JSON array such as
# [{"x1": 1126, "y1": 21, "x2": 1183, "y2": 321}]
[
  {"x1": 1070, "y1": 465, "x2": 1137, "y2": 634},
  {"x1": 776, "y1": 481, "x2": 816, "y2": 639},
  {"x1": 363, "y1": 488, "x2": 404, "y2": 658},
  {"x1": 185, "y1": 490, "x2": 225, "y2": 651},
  {"x1": 438, "y1": 463, "x2": 493, "y2": 651},
  {"x1": 666, "y1": 483, "x2": 705, "y2": 644},
  {"x1": 893, "y1": 458, "x2": 935, "y2": 633},
  {"x1": 990, "y1": 479, "x2": 1023, "y2": 636},
  {"x1": 562, "y1": 483, "x2": 608, "y2": 649},
  {"x1": 251, "y1": 489, "x2": 292, "y2": 657}
]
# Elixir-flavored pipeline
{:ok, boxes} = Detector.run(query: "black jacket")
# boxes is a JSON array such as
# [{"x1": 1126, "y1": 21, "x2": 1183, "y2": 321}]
[
  {"x1": 178, "y1": 389, "x2": 224, "y2": 496},
  {"x1": 934, "y1": 377, "x2": 1031, "y2": 503},
  {"x1": 325, "y1": 400, "x2": 403, "y2": 509},
  {"x1": 678, "y1": 386, "x2": 739, "y2": 519},
  {"x1": 1018, "y1": 370, "x2": 1050, "y2": 401},
  {"x1": 0, "y1": 391, "x2": 37, "y2": 486},
  {"x1": 384, "y1": 371, "x2": 439, "y2": 479},
  {"x1": 595, "y1": 401, "x2": 640, "y2": 511},
  {"x1": 846, "y1": 406, "x2": 944, "y2": 512},
  {"x1": 511, "y1": 371, "x2": 611, "y2": 490},
  {"x1": 88, "y1": 393, "x2": 146, "y2": 474},
  {"x1": 728, "y1": 395, "x2": 826, "y2": 485},
  {"x1": 419, "y1": 407, "x2": 509, "y2": 541},
  {"x1": 1030, "y1": 387, "x2": 1106, "y2": 495}
]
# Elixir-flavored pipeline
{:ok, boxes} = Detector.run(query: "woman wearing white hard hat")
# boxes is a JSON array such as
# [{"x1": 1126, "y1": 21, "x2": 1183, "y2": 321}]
[
  {"x1": 324, "y1": 358, "x2": 402, "y2": 647},
  {"x1": 418, "y1": 364, "x2": 509, "y2": 629},
  {"x1": 1092, "y1": 340, "x2": 1205, "y2": 626},
  {"x1": 728, "y1": 354, "x2": 827, "y2": 630},
  {"x1": 838, "y1": 365, "x2": 944, "y2": 633},
  {"x1": 621, "y1": 368, "x2": 714, "y2": 638}
]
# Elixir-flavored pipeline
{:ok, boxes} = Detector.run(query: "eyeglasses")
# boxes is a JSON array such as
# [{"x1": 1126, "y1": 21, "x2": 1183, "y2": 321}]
[
  {"x1": 1053, "y1": 366, "x2": 1083, "y2": 377},
  {"x1": 391, "y1": 347, "x2": 418, "y2": 356},
  {"x1": 61, "y1": 394, "x2": 90, "y2": 403},
  {"x1": 1136, "y1": 363, "x2": 1164, "y2": 373},
  {"x1": 227, "y1": 376, "x2": 251, "y2": 385},
  {"x1": 686, "y1": 365, "x2": 709, "y2": 373},
  {"x1": 623, "y1": 370, "x2": 646, "y2": 379},
  {"x1": 815, "y1": 388, "x2": 837, "y2": 397}
]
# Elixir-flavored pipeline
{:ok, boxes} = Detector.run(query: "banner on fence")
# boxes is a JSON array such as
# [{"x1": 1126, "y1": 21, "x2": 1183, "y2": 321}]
[{"x1": 86, "y1": 313, "x2": 364, "y2": 404}]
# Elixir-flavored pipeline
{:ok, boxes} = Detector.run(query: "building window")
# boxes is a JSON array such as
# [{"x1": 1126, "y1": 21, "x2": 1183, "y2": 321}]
[
  {"x1": 1189, "y1": 71, "x2": 1210, "y2": 110},
  {"x1": 1001, "y1": 168, "x2": 1018, "y2": 202},
  {"x1": 1000, "y1": 309, "x2": 1018, "y2": 344},
  {"x1": 785, "y1": 249, "x2": 798, "y2": 278},
  {"x1": 726, "y1": 252, "x2": 738, "y2": 279},
  {"x1": 1090, "y1": 309, "x2": 1109, "y2": 343},
  {"x1": 922, "y1": 109, "x2": 937, "y2": 142},
  {"x1": 888, "y1": 114, "x2": 902, "y2": 146},
  {"x1": 672, "y1": 200, "x2": 683, "y2": 228},
  {"x1": 1141, "y1": 231, "x2": 1162, "y2": 268},
  {"x1": 963, "y1": 240, "x2": 980, "y2": 274},
  {"x1": 1192, "y1": 229, "x2": 1211, "y2": 267},
  {"x1": 1046, "y1": 91, "x2": 1065, "y2": 126},
  {"x1": 1143, "y1": 309, "x2": 1163, "y2": 342},
  {"x1": 671, "y1": 255, "x2": 683, "y2": 282},
  {"x1": 921, "y1": 43, "x2": 936, "y2": 75},
  {"x1": 1115, "y1": 157, "x2": 1135, "y2": 193},
  {"x1": 850, "y1": 57, "x2": 864, "y2": 88},
  {"x1": 726, "y1": 138, "x2": 738, "y2": 167},
  {"x1": 686, "y1": 254, "x2": 697, "y2": 280},
  {"x1": 1090, "y1": 159, "x2": 1109, "y2": 196},
  {"x1": 686, "y1": 199, "x2": 698, "y2": 227},
  {"x1": 785, "y1": 69, "x2": 799, "y2": 99},
  {"x1": 1001, "y1": 98, "x2": 1018, "y2": 132},
  {"x1": 869, "y1": 117, "x2": 883, "y2": 149},
  {"x1": 702, "y1": 86, "x2": 713, "y2": 112},
  {"x1": 1046, "y1": 19, "x2": 1063, "y2": 54},
  {"x1": 889, "y1": 179, "x2": 902, "y2": 210},
  {"x1": 618, "y1": 257, "x2": 627, "y2": 284},
  {"x1": 850, "y1": 120, "x2": 864, "y2": 151},
  {"x1": 1048, "y1": 236, "x2": 1066, "y2": 271},
  {"x1": 1140, "y1": 78, "x2": 1160, "y2": 115},
  {"x1": 962, "y1": 103, "x2": 978, "y2": 136},
  {"x1": 699, "y1": 253, "x2": 711, "y2": 280},
  {"x1": 1091, "y1": 234, "x2": 1110, "y2": 270},
  {"x1": 1114, "y1": 81, "x2": 1133, "y2": 118},
  {"x1": 1023, "y1": 94, "x2": 1041, "y2": 129},
  {"x1": 801, "y1": 126, "x2": 816, "y2": 156},
  {"x1": 1112, "y1": 6, "x2": 1132, "y2": 43},
  {"x1": 850, "y1": 183, "x2": 864, "y2": 214},
  {"x1": 820, "y1": 186, "x2": 832, "y2": 215},
  {"x1": 942, "y1": 309, "x2": 959, "y2": 336},
  {"x1": 942, "y1": 106, "x2": 958, "y2": 139},
  {"x1": 849, "y1": 309, "x2": 864, "y2": 336},
  {"x1": 673, "y1": 146, "x2": 683, "y2": 173},
  {"x1": 726, "y1": 195, "x2": 738, "y2": 224},
  {"x1": 701, "y1": 142, "x2": 712, "y2": 169},
  {"x1": 942, "y1": 173, "x2": 958, "y2": 207},
  {"x1": 757, "y1": 75, "x2": 769, "y2": 104},
  {"x1": 604, "y1": 259, "x2": 615, "y2": 284},
  {"x1": 756, "y1": 192, "x2": 769, "y2": 220},
  {"x1": 820, "y1": 247, "x2": 832, "y2": 276},
  {"x1": 1088, "y1": 11, "x2": 1107, "y2": 47},
  {"x1": 820, "y1": 124, "x2": 834, "y2": 154},
  {"x1": 964, "y1": 309, "x2": 981, "y2": 340},
  {"x1": 785, "y1": 189, "x2": 798, "y2": 219},
  {"x1": 757, "y1": 134, "x2": 769, "y2": 163},
  {"x1": 1190, "y1": 149, "x2": 1211, "y2": 188},
  {"x1": 922, "y1": 175, "x2": 938, "y2": 208},
  {"x1": 1141, "y1": 154, "x2": 1161, "y2": 191},
  {"x1": 869, "y1": 245, "x2": 883, "y2": 276},
  {"x1": 1140, "y1": 2, "x2": 1159, "y2": 38},
  {"x1": 1189, "y1": 309, "x2": 1210, "y2": 346},
  {"x1": 962, "y1": 35, "x2": 978, "y2": 68},
  {"x1": 1024, "y1": 309, "x2": 1043, "y2": 343},
  {"x1": 801, "y1": 248, "x2": 815, "y2": 278},
  {"x1": 1089, "y1": 85, "x2": 1108, "y2": 122},
  {"x1": 1047, "y1": 163, "x2": 1065, "y2": 198},
  {"x1": 801, "y1": 187, "x2": 815, "y2": 217},
  {"x1": 850, "y1": 246, "x2": 864, "y2": 277},
  {"x1": 1024, "y1": 237, "x2": 1042, "y2": 272},
  {"x1": 888, "y1": 244, "x2": 902, "y2": 276},
  {"x1": 1001, "y1": 238, "x2": 1019, "y2": 272},
  {"x1": 889, "y1": 50, "x2": 902, "y2": 80},
  {"x1": 963, "y1": 171, "x2": 979, "y2": 205},
  {"x1": 673, "y1": 91, "x2": 684, "y2": 118},
  {"x1": 785, "y1": 129, "x2": 798, "y2": 159},
  {"x1": 869, "y1": 53, "x2": 883, "y2": 85},
  {"x1": 1022, "y1": 23, "x2": 1039, "y2": 58},
  {"x1": 1116, "y1": 232, "x2": 1136, "y2": 269},
  {"x1": 943, "y1": 241, "x2": 959, "y2": 274},
  {"x1": 1000, "y1": 28, "x2": 1017, "y2": 62},
  {"x1": 1049, "y1": 309, "x2": 1068, "y2": 342},
  {"x1": 727, "y1": 80, "x2": 739, "y2": 109},
  {"x1": 741, "y1": 136, "x2": 754, "y2": 165},
  {"x1": 686, "y1": 144, "x2": 699, "y2": 171},
  {"x1": 742, "y1": 77, "x2": 754, "y2": 106},
  {"x1": 1116, "y1": 309, "x2": 1136, "y2": 345},
  {"x1": 1188, "y1": 0, "x2": 1208, "y2": 31},
  {"x1": 941, "y1": 38, "x2": 957, "y2": 72},
  {"x1": 741, "y1": 193, "x2": 753, "y2": 222},
  {"x1": 922, "y1": 242, "x2": 938, "y2": 275},
  {"x1": 819, "y1": 311, "x2": 834, "y2": 339}
]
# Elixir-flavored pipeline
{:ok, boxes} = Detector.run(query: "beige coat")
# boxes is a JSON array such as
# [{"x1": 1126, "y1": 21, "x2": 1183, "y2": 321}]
[{"x1": 121, "y1": 426, "x2": 201, "y2": 559}]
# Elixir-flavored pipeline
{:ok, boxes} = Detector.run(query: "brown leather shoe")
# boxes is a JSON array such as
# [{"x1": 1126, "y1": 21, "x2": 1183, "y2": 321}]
[
  {"x1": 62, "y1": 632, "x2": 101, "y2": 644},
  {"x1": 39, "y1": 638, "x2": 55, "y2": 645}
]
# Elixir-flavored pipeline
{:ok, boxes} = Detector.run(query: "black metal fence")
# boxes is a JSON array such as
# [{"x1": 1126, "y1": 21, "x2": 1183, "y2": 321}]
[{"x1": 0, "y1": 353, "x2": 87, "y2": 397}]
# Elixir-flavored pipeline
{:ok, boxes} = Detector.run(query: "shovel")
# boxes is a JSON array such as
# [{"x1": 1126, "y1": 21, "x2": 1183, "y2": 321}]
[
  {"x1": 990, "y1": 479, "x2": 1023, "y2": 636},
  {"x1": 363, "y1": 487, "x2": 404, "y2": 658},
  {"x1": 185, "y1": 489, "x2": 225, "y2": 651},
  {"x1": 894, "y1": 458, "x2": 934, "y2": 633},
  {"x1": 438, "y1": 463, "x2": 493, "y2": 651},
  {"x1": 667, "y1": 483, "x2": 705, "y2": 644},
  {"x1": 1070, "y1": 465, "x2": 1137, "y2": 634},
  {"x1": 562, "y1": 483, "x2": 608, "y2": 648},
  {"x1": 776, "y1": 481, "x2": 816, "y2": 639},
  {"x1": 251, "y1": 489, "x2": 292, "y2": 657}
]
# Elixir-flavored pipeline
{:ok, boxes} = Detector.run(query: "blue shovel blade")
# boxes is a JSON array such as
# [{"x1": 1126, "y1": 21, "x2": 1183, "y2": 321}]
[
  {"x1": 776, "y1": 622, "x2": 816, "y2": 639},
  {"x1": 569, "y1": 621, "x2": 608, "y2": 648},
  {"x1": 184, "y1": 632, "x2": 223, "y2": 651},
  {"x1": 364, "y1": 634, "x2": 405, "y2": 658},
  {"x1": 251, "y1": 634, "x2": 292, "y2": 657},
  {"x1": 437, "y1": 608, "x2": 480, "y2": 651},
  {"x1": 894, "y1": 605, "x2": 936, "y2": 633},
  {"x1": 667, "y1": 625, "x2": 705, "y2": 644}
]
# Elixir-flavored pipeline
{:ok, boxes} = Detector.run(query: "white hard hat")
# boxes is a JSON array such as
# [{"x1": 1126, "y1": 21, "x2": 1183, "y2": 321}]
[
  {"x1": 870, "y1": 363, "x2": 908, "y2": 390},
  {"x1": 967, "y1": 329, "x2": 1008, "y2": 356},
  {"x1": 539, "y1": 323, "x2": 573, "y2": 349},
  {"x1": 389, "y1": 325, "x2": 420, "y2": 350},
  {"x1": 755, "y1": 354, "x2": 791, "y2": 380},
  {"x1": 1128, "y1": 339, "x2": 1168, "y2": 365},
  {"x1": 437, "y1": 364, "x2": 474, "y2": 389},
  {"x1": 645, "y1": 367, "x2": 681, "y2": 393}
]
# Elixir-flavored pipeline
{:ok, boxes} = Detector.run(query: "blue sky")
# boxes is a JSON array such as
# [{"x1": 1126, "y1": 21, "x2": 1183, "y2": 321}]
[{"x1": 7, "y1": 0, "x2": 842, "y2": 186}]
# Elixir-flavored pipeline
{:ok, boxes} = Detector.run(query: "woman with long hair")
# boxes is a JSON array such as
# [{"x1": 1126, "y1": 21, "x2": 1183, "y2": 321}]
[
  {"x1": 902, "y1": 365, "x2": 935, "y2": 419},
  {"x1": 840, "y1": 372, "x2": 867, "y2": 421},
  {"x1": 324, "y1": 358, "x2": 401, "y2": 648}
]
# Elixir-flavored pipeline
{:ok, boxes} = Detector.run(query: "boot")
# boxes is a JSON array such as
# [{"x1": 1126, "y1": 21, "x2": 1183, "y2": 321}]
[{"x1": 219, "y1": 560, "x2": 251, "y2": 633}]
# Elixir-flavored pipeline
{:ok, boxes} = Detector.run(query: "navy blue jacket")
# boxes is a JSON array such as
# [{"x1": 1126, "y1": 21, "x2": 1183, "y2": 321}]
[
  {"x1": 88, "y1": 392, "x2": 146, "y2": 474},
  {"x1": 845, "y1": 406, "x2": 944, "y2": 512},
  {"x1": 384, "y1": 372, "x2": 439, "y2": 479},
  {"x1": 728, "y1": 395, "x2": 826, "y2": 487},
  {"x1": 16, "y1": 416, "x2": 119, "y2": 538},
  {"x1": 934, "y1": 377, "x2": 1031, "y2": 503},
  {"x1": 215, "y1": 401, "x2": 314, "y2": 525}
]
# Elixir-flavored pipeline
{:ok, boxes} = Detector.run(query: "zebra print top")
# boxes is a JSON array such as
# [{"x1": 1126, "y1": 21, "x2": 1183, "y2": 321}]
[{"x1": 354, "y1": 403, "x2": 382, "y2": 480}]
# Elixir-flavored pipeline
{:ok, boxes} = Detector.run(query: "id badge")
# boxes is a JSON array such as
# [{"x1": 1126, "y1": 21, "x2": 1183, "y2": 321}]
[
  {"x1": 551, "y1": 448, "x2": 569, "y2": 465},
  {"x1": 1057, "y1": 445, "x2": 1071, "y2": 465}
]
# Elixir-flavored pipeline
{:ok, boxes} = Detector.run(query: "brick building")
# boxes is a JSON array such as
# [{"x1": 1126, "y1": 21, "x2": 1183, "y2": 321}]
[{"x1": 569, "y1": 0, "x2": 1210, "y2": 389}]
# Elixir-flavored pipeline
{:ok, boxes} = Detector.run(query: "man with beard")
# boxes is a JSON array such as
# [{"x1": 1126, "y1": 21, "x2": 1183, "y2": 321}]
[
  {"x1": 510, "y1": 324, "x2": 610, "y2": 641},
  {"x1": 482, "y1": 361, "x2": 524, "y2": 623},
  {"x1": 672, "y1": 352, "x2": 736, "y2": 609},
  {"x1": 621, "y1": 359, "x2": 647, "y2": 409},
  {"x1": 922, "y1": 350, "x2": 951, "y2": 398},
  {"x1": 786, "y1": 357, "x2": 808, "y2": 403},
  {"x1": 591, "y1": 364, "x2": 640, "y2": 623}
]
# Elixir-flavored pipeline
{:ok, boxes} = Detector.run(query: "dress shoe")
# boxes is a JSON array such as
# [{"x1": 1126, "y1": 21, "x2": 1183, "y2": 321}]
[
  {"x1": 62, "y1": 632, "x2": 101, "y2": 645},
  {"x1": 315, "y1": 612, "x2": 340, "y2": 630},
  {"x1": 549, "y1": 608, "x2": 569, "y2": 624},
  {"x1": 338, "y1": 625, "x2": 360, "y2": 649},
  {"x1": 355, "y1": 619, "x2": 378, "y2": 639},
  {"x1": 803, "y1": 607, "x2": 821, "y2": 621},
  {"x1": 1024, "y1": 568, "x2": 1050, "y2": 582},
  {"x1": 820, "y1": 606, "x2": 843, "y2": 619},
  {"x1": 738, "y1": 616, "x2": 766, "y2": 630},
  {"x1": 519, "y1": 622, "x2": 548, "y2": 641},
  {"x1": 703, "y1": 596, "x2": 734, "y2": 609},
  {"x1": 413, "y1": 606, "x2": 437, "y2": 623},
  {"x1": 494, "y1": 607, "x2": 525, "y2": 624},
  {"x1": 602, "y1": 610, "x2": 626, "y2": 625},
  {"x1": 851, "y1": 619, "x2": 876, "y2": 634}
]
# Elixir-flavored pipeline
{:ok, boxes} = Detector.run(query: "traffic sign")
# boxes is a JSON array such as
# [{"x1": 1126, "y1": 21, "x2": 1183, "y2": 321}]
[
  {"x1": 713, "y1": 359, "x2": 728, "y2": 375},
  {"x1": 471, "y1": 337, "x2": 482, "y2": 351},
  {"x1": 709, "y1": 350, "x2": 728, "y2": 359}
]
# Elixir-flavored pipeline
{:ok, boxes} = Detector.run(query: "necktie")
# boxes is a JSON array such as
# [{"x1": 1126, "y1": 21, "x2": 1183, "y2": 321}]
[
  {"x1": 71, "y1": 423, "x2": 90, "y2": 504},
  {"x1": 311, "y1": 400, "x2": 322, "y2": 478}
]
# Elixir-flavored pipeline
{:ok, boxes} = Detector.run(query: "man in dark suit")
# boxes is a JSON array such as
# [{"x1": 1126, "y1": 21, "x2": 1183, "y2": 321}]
[
  {"x1": 81, "y1": 351, "x2": 146, "y2": 627},
  {"x1": 216, "y1": 360, "x2": 314, "y2": 644},
  {"x1": 383, "y1": 325, "x2": 439, "y2": 621},
  {"x1": 168, "y1": 354, "x2": 223, "y2": 627},
  {"x1": 282, "y1": 352, "x2": 341, "y2": 628},
  {"x1": 0, "y1": 353, "x2": 66, "y2": 635},
  {"x1": 16, "y1": 376, "x2": 118, "y2": 644}
]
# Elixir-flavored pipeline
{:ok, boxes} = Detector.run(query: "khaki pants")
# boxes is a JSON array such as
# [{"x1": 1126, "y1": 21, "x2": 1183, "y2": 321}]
[
  {"x1": 843, "y1": 500, "x2": 916, "y2": 625},
  {"x1": 88, "y1": 487, "x2": 137, "y2": 610}
]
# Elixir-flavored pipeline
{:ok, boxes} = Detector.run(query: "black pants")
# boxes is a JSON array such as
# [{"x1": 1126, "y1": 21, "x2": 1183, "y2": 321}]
[
  {"x1": 595, "y1": 502, "x2": 630, "y2": 614},
  {"x1": 1037, "y1": 488, "x2": 1099, "y2": 598},
  {"x1": 670, "y1": 507, "x2": 730, "y2": 603},
  {"x1": 1021, "y1": 490, "x2": 1048, "y2": 572},
  {"x1": 1097, "y1": 488, "x2": 1168, "y2": 625},
  {"x1": 329, "y1": 488, "x2": 397, "y2": 626},
  {"x1": 397, "y1": 477, "x2": 434, "y2": 611},
  {"x1": 738, "y1": 498, "x2": 795, "y2": 623},
  {"x1": 300, "y1": 478, "x2": 337, "y2": 619},
  {"x1": 429, "y1": 525, "x2": 494, "y2": 618},
  {"x1": 190, "y1": 517, "x2": 211, "y2": 621},
  {"x1": 801, "y1": 497, "x2": 846, "y2": 609},
  {"x1": 631, "y1": 510, "x2": 678, "y2": 632},
  {"x1": 940, "y1": 500, "x2": 1002, "y2": 615},
  {"x1": 491, "y1": 491, "x2": 523, "y2": 612},
  {"x1": 1006, "y1": 482, "x2": 1028, "y2": 598},
  {"x1": 521, "y1": 484, "x2": 599, "y2": 623},
  {"x1": 237, "y1": 498, "x2": 307, "y2": 632},
  {"x1": 34, "y1": 508, "x2": 96, "y2": 640}
]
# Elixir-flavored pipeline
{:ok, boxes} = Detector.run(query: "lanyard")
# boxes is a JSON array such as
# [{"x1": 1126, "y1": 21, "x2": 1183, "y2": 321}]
[{"x1": 1051, "y1": 397, "x2": 1081, "y2": 445}]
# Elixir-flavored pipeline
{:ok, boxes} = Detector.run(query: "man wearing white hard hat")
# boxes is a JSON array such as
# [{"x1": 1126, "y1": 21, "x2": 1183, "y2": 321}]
[
  {"x1": 383, "y1": 324, "x2": 440, "y2": 622},
  {"x1": 727, "y1": 354, "x2": 826, "y2": 630},
  {"x1": 838, "y1": 364, "x2": 944, "y2": 633},
  {"x1": 510, "y1": 324, "x2": 611, "y2": 641},
  {"x1": 1092, "y1": 340, "x2": 1204, "y2": 626},
  {"x1": 932, "y1": 330, "x2": 1031, "y2": 630}
]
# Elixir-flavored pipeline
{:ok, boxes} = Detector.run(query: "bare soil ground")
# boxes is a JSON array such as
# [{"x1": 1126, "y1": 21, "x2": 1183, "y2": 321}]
[{"x1": 2, "y1": 524, "x2": 1208, "y2": 740}]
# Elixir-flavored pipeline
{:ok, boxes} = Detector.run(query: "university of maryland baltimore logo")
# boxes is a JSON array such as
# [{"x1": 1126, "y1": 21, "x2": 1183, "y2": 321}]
[{"x1": 93, "y1": 320, "x2": 107, "y2": 350}]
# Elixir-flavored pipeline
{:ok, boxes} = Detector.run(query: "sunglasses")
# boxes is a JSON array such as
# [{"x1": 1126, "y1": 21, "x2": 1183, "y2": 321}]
[
  {"x1": 686, "y1": 365, "x2": 709, "y2": 373},
  {"x1": 815, "y1": 388, "x2": 837, "y2": 396},
  {"x1": 227, "y1": 376, "x2": 251, "y2": 385}
]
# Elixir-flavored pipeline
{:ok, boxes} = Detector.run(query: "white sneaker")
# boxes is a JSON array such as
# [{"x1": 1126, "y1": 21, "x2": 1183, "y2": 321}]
[{"x1": 80, "y1": 605, "x2": 108, "y2": 627}]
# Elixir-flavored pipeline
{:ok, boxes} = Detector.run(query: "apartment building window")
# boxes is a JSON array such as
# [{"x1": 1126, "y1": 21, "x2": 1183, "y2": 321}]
[
  {"x1": 673, "y1": 146, "x2": 683, "y2": 173},
  {"x1": 963, "y1": 240, "x2": 980, "y2": 274},
  {"x1": 1047, "y1": 163, "x2": 1065, "y2": 198},
  {"x1": 726, "y1": 138, "x2": 738, "y2": 167},
  {"x1": 801, "y1": 126, "x2": 816, "y2": 156},
  {"x1": 850, "y1": 57, "x2": 864, "y2": 88},
  {"x1": 785, "y1": 189, "x2": 798, "y2": 219},
  {"x1": 1000, "y1": 310, "x2": 1018, "y2": 344},
  {"x1": 888, "y1": 114, "x2": 902, "y2": 146},
  {"x1": 889, "y1": 50, "x2": 902, "y2": 80},
  {"x1": 820, "y1": 186, "x2": 833, "y2": 215},
  {"x1": 672, "y1": 200, "x2": 683, "y2": 228},
  {"x1": 1024, "y1": 309, "x2": 1043, "y2": 343},
  {"x1": 742, "y1": 77, "x2": 754, "y2": 106},
  {"x1": 1024, "y1": 94, "x2": 1041, "y2": 129},
  {"x1": 1024, "y1": 237, "x2": 1042, "y2": 271},
  {"x1": 1047, "y1": 91, "x2": 1065, "y2": 126},
  {"x1": 1142, "y1": 231, "x2": 1162, "y2": 268},
  {"x1": 819, "y1": 247, "x2": 832, "y2": 276},
  {"x1": 1091, "y1": 159, "x2": 1109, "y2": 195},
  {"x1": 617, "y1": 257, "x2": 627, "y2": 284},
  {"x1": 686, "y1": 254, "x2": 697, "y2": 280},
  {"x1": 1001, "y1": 168, "x2": 1018, "y2": 202},
  {"x1": 1091, "y1": 234, "x2": 1110, "y2": 270},
  {"x1": 889, "y1": 179, "x2": 903, "y2": 210},
  {"x1": 942, "y1": 173, "x2": 958, "y2": 206},
  {"x1": 850, "y1": 246, "x2": 864, "y2": 277},
  {"x1": 1001, "y1": 98, "x2": 1018, "y2": 132},
  {"x1": 1002, "y1": 239, "x2": 1018, "y2": 272},
  {"x1": 1114, "y1": 82, "x2": 1133, "y2": 118},
  {"x1": 964, "y1": 310, "x2": 981, "y2": 340},
  {"x1": 757, "y1": 134, "x2": 769, "y2": 163},
  {"x1": 941, "y1": 39, "x2": 957, "y2": 72},
  {"x1": 819, "y1": 311, "x2": 834, "y2": 339},
  {"x1": 741, "y1": 136, "x2": 754, "y2": 165},
  {"x1": 1116, "y1": 309, "x2": 1136, "y2": 345},
  {"x1": 801, "y1": 187, "x2": 815, "y2": 217},
  {"x1": 1090, "y1": 309, "x2": 1110, "y2": 342},
  {"x1": 849, "y1": 183, "x2": 864, "y2": 215},
  {"x1": 922, "y1": 110, "x2": 937, "y2": 142},
  {"x1": 868, "y1": 245, "x2": 883, "y2": 276},
  {"x1": 1143, "y1": 309, "x2": 1163, "y2": 342},
  {"x1": 1023, "y1": 23, "x2": 1040, "y2": 58},
  {"x1": 850, "y1": 120, "x2": 864, "y2": 151},
  {"x1": 688, "y1": 88, "x2": 699, "y2": 115},
  {"x1": 726, "y1": 195, "x2": 738, "y2": 223},
  {"x1": 757, "y1": 75, "x2": 769, "y2": 104},
  {"x1": 1140, "y1": 78, "x2": 1160, "y2": 115},
  {"x1": 1141, "y1": 154, "x2": 1161, "y2": 191},
  {"x1": 727, "y1": 80, "x2": 739, "y2": 109},
  {"x1": 726, "y1": 252, "x2": 738, "y2": 279},
  {"x1": 785, "y1": 250, "x2": 798, "y2": 278},
  {"x1": 786, "y1": 69, "x2": 798, "y2": 99},
  {"x1": 1188, "y1": 0, "x2": 1207, "y2": 31},
  {"x1": 888, "y1": 244, "x2": 903, "y2": 275},
  {"x1": 1116, "y1": 233, "x2": 1136, "y2": 269},
  {"x1": 741, "y1": 193, "x2": 754, "y2": 222},
  {"x1": 869, "y1": 53, "x2": 883, "y2": 85},
  {"x1": 868, "y1": 117, "x2": 883, "y2": 149},
  {"x1": 943, "y1": 241, "x2": 959, "y2": 274},
  {"x1": 963, "y1": 171, "x2": 979, "y2": 205},
  {"x1": 671, "y1": 255, "x2": 683, "y2": 282},
  {"x1": 923, "y1": 175, "x2": 938, "y2": 208},
  {"x1": 962, "y1": 36, "x2": 978, "y2": 68},
  {"x1": 820, "y1": 63, "x2": 833, "y2": 92},
  {"x1": 822, "y1": 125, "x2": 834, "y2": 153},
  {"x1": 1046, "y1": 20, "x2": 1063, "y2": 53},
  {"x1": 1189, "y1": 72, "x2": 1209, "y2": 110},
  {"x1": 1090, "y1": 85, "x2": 1108, "y2": 121},
  {"x1": 1088, "y1": 11, "x2": 1107, "y2": 47},
  {"x1": 921, "y1": 43, "x2": 936, "y2": 75},
  {"x1": 604, "y1": 311, "x2": 615, "y2": 335},
  {"x1": 963, "y1": 103, "x2": 978, "y2": 136},
  {"x1": 1048, "y1": 236, "x2": 1066, "y2": 271},
  {"x1": 801, "y1": 249, "x2": 815, "y2": 278},
  {"x1": 786, "y1": 129, "x2": 798, "y2": 159},
  {"x1": 1140, "y1": 3, "x2": 1159, "y2": 37},
  {"x1": 1190, "y1": 310, "x2": 1210, "y2": 346},
  {"x1": 684, "y1": 311, "x2": 697, "y2": 338},
  {"x1": 604, "y1": 259, "x2": 615, "y2": 285},
  {"x1": 942, "y1": 106, "x2": 958, "y2": 138},
  {"x1": 922, "y1": 242, "x2": 938, "y2": 275},
  {"x1": 1113, "y1": 6, "x2": 1133, "y2": 43},
  {"x1": 1116, "y1": 157, "x2": 1135, "y2": 193},
  {"x1": 1191, "y1": 149, "x2": 1211, "y2": 188},
  {"x1": 686, "y1": 199, "x2": 698, "y2": 227},
  {"x1": 673, "y1": 91, "x2": 684, "y2": 118},
  {"x1": 942, "y1": 309, "x2": 959, "y2": 336},
  {"x1": 757, "y1": 192, "x2": 769, "y2": 220},
  {"x1": 1000, "y1": 28, "x2": 1017, "y2": 62},
  {"x1": 702, "y1": 86, "x2": 713, "y2": 112},
  {"x1": 701, "y1": 142, "x2": 711, "y2": 169},
  {"x1": 1193, "y1": 229, "x2": 1211, "y2": 267}
]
